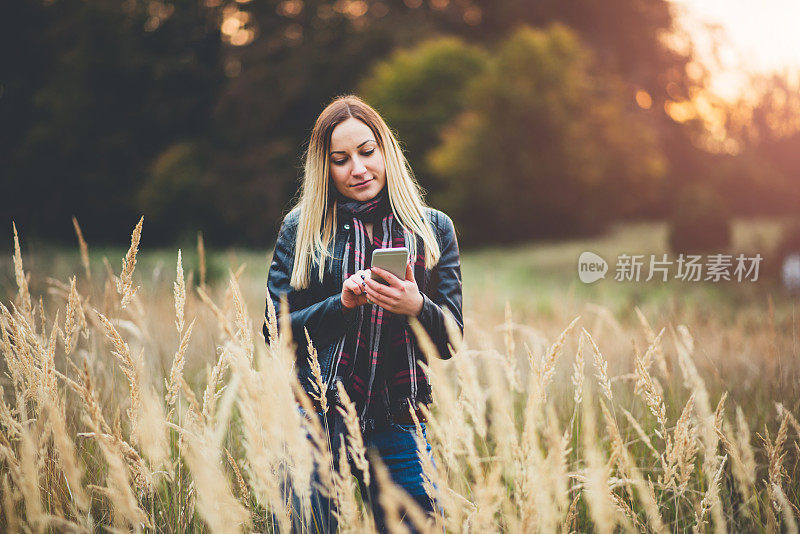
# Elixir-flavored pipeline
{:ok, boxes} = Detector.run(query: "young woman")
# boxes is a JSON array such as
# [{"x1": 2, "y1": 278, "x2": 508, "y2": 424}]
[{"x1": 264, "y1": 94, "x2": 463, "y2": 532}]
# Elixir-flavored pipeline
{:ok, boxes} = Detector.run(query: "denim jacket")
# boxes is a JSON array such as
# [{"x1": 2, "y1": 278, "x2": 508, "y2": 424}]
[{"x1": 264, "y1": 206, "x2": 463, "y2": 403}]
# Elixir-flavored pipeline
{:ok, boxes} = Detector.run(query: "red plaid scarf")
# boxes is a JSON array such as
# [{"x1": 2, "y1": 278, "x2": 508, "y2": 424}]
[{"x1": 329, "y1": 186, "x2": 432, "y2": 430}]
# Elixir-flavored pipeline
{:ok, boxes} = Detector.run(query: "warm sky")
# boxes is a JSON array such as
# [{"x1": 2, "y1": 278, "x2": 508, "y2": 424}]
[{"x1": 671, "y1": 0, "x2": 800, "y2": 99}]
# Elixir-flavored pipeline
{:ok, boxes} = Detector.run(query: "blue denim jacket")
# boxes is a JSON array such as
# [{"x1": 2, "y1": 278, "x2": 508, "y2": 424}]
[{"x1": 264, "y1": 206, "x2": 463, "y2": 403}]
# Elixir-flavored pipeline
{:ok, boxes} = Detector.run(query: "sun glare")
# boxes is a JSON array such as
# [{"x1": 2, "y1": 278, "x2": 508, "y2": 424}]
[{"x1": 671, "y1": 0, "x2": 800, "y2": 100}]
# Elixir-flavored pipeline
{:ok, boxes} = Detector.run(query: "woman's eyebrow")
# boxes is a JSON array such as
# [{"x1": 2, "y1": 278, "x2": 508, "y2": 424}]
[{"x1": 330, "y1": 139, "x2": 375, "y2": 154}]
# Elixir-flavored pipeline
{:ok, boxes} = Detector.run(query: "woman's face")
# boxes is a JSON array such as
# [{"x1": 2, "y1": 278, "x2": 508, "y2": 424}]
[{"x1": 328, "y1": 117, "x2": 386, "y2": 202}]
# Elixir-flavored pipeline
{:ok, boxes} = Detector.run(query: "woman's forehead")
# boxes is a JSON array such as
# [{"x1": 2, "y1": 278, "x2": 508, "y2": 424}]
[{"x1": 330, "y1": 118, "x2": 375, "y2": 151}]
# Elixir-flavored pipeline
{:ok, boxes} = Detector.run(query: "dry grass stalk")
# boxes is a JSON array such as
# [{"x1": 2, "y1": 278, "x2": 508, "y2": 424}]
[
  {"x1": 599, "y1": 400, "x2": 626, "y2": 476},
  {"x1": 42, "y1": 391, "x2": 90, "y2": 512},
  {"x1": 292, "y1": 380, "x2": 335, "y2": 496},
  {"x1": 229, "y1": 276, "x2": 253, "y2": 360},
  {"x1": 197, "y1": 231, "x2": 207, "y2": 289},
  {"x1": 333, "y1": 439, "x2": 364, "y2": 533},
  {"x1": 614, "y1": 433, "x2": 666, "y2": 534},
  {"x1": 619, "y1": 406, "x2": 659, "y2": 459},
  {"x1": 634, "y1": 307, "x2": 669, "y2": 379},
  {"x1": 174, "y1": 250, "x2": 186, "y2": 335},
  {"x1": 633, "y1": 327, "x2": 665, "y2": 397},
  {"x1": 735, "y1": 406, "x2": 757, "y2": 487},
  {"x1": 693, "y1": 455, "x2": 727, "y2": 534},
  {"x1": 561, "y1": 491, "x2": 580, "y2": 534},
  {"x1": 165, "y1": 319, "x2": 195, "y2": 417},
  {"x1": 760, "y1": 412, "x2": 791, "y2": 513},
  {"x1": 196, "y1": 286, "x2": 235, "y2": 340},
  {"x1": 116, "y1": 216, "x2": 144, "y2": 309},
  {"x1": 305, "y1": 328, "x2": 328, "y2": 414},
  {"x1": 335, "y1": 381, "x2": 370, "y2": 487},
  {"x1": 181, "y1": 417, "x2": 250, "y2": 533},
  {"x1": 633, "y1": 344, "x2": 667, "y2": 438},
  {"x1": 583, "y1": 328, "x2": 613, "y2": 401},
  {"x1": 225, "y1": 447, "x2": 250, "y2": 503},
  {"x1": 580, "y1": 391, "x2": 618, "y2": 534},
  {"x1": 544, "y1": 405, "x2": 571, "y2": 515},
  {"x1": 442, "y1": 307, "x2": 463, "y2": 357},
  {"x1": 776, "y1": 403, "x2": 800, "y2": 442},
  {"x1": 539, "y1": 316, "x2": 580, "y2": 402},
  {"x1": 407, "y1": 405, "x2": 440, "y2": 506},
  {"x1": 72, "y1": 216, "x2": 92, "y2": 282},
  {"x1": 572, "y1": 332, "x2": 585, "y2": 405},
  {"x1": 2, "y1": 474, "x2": 20, "y2": 533},
  {"x1": 503, "y1": 302, "x2": 520, "y2": 391},
  {"x1": 202, "y1": 346, "x2": 230, "y2": 422},
  {"x1": 180, "y1": 375, "x2": 203, "y2": 422},
  {"x1": 18, "y1": 421, "x2": 44, "y2": 533},
  {"x1": 84, "y1": 416, "x2": 152, "y2": 531},
  {"x1": 264, "y1": 290, "x2": 279, "y2": 350},
  {"x1": 94, "y1": 310, "x2": 143, "y2": 437},
  {"x1": 455, "y1": 351, "x2": 487, "y2": 439},
  {"x1": 717, "y1": 417, "x2": 752, "y2": 503},
  {"x1": 407, "y1": 316, "x2": 440, "y2": 361},
  {"x1": 661, "y1": 394, "x2": 697, "y2": 495},
  {"x1": 63, "y1": 276, "x2": 84, "y2": 355},
  {"x1": 12, "y1": 222, "x2": 33, "y2": 322},
  {"x1": 771, "y1": 482, "x2": 799, "y2": 534},
  {"x1": 371, "y1": 448, "x2": 437, "y2": 534},
  {"x1": 485, "y1": 352, "x2": 518, "y2": 471}
]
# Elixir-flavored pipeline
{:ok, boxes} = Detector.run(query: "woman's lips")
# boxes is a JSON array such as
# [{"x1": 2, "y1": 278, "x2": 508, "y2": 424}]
[{"x1": 351, "y1": 178, "x2": 372, "y2": 188}]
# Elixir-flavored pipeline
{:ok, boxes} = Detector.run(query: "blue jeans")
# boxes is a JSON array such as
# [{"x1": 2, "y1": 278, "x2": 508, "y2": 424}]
[{"x1": 287, "y1": 408, "x2": 441, "y2": 533}]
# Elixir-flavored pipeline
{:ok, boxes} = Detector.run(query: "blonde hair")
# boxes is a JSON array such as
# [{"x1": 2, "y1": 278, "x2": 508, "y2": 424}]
[{"x1": 289, "y1": 95, "x2": 441, "y2": 289}]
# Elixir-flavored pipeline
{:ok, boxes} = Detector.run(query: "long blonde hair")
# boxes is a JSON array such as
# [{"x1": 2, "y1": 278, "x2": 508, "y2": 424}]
[{"x1": 289, "y1": 95, "x2": 441, "y2": 289}]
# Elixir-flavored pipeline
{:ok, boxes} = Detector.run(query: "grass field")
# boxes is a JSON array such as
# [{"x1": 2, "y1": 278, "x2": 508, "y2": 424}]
[{"x1": 0, "y1": 218, "x2": 798, "y2": 532}]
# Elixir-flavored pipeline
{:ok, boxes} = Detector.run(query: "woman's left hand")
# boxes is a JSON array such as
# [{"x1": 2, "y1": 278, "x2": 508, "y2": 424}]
[{"x1": 363, "y1": 263, "x2": 424, "y2": 316}]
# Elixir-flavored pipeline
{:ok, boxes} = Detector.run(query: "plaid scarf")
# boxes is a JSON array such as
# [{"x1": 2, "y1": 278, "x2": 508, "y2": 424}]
[{"x1": 329, "y1": 186, "x2": 432, "y2": 430}]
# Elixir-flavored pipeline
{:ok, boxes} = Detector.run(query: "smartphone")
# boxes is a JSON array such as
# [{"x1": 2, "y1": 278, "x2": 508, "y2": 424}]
[{"x1": 370, "y1": 247, "x2": 408, "y2": 285}]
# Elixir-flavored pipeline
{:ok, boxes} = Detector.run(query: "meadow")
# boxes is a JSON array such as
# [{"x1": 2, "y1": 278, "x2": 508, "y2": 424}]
[{"x1": 0, "y1": 217, "x2": 798, "y2": 532}]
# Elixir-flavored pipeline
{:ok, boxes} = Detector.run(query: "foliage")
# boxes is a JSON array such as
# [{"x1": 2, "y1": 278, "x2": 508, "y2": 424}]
[
  {"x1": 1, "y1": 0, "x2": 224, "y2": 244},
  {"x1": 359, "y1": 37, "x2": 489, "y2": 195},
  {"x1": 428, "y1": 25, "x2": 665, "y2": 245}
]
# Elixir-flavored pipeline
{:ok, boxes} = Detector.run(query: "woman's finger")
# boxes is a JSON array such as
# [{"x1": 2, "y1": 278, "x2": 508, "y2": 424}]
[
  {"x1": 364, "y1": 276, "x2": 397, "y2": 299},
  {"x1": 370, "y1": 267, "x2": 402, "y2": 287},
  {"x1": 366, "y1": 291, "x2": 393, "y2": 310},
  {"x1": 344, "y1": 278, "x2": 362, "y2": 295}
]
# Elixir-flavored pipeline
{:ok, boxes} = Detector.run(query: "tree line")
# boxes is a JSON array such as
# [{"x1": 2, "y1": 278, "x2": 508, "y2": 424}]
[{"x1": 3, "y1": 0, "x2": 798, "y2": 248}]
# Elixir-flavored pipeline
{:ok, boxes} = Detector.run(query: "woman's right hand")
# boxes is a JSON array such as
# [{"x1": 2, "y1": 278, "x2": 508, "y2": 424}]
[{"x1": 341, "y1": 269, "x2": 370, "y2": 310}]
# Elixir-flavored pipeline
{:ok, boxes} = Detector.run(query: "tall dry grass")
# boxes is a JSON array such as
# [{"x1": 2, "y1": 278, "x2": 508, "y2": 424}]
[{"x1": 0, "y1": 218, "x2": 798, "y2": 532}]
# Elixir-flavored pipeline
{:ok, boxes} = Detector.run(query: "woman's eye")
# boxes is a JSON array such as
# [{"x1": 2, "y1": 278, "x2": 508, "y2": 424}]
[
  {"x1": 362, "y1": 149, "x2": 375, "y2": 156},
  {"x1": 332, "y1": 158, "x2": 347, "y2": 165}
]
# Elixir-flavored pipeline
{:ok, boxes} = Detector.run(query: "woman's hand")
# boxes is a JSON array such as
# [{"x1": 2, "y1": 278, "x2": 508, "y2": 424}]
[
  {"x1": 341, "y1": 269, "x2": 370, "y2": 310},
  {"x1": 363, "y1": 263, "x2": 424, "y2": 316}
]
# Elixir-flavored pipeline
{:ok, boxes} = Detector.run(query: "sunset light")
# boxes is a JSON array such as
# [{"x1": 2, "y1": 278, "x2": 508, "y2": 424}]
[{"x1": 673, "y1": 0, "x2": 800, "y2": 99}]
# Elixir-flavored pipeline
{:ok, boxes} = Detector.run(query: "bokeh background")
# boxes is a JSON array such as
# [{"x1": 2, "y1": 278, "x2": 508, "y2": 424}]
[{"x1": 3, "y1": 0, "x2": 799, "y2": 252}]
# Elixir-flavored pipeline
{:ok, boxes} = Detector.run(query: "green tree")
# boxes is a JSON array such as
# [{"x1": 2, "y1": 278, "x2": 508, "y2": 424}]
[
  {"x1": 428, "y1": 24, "x2": 665, "y2": 245},
  {"x1": 359, "y1": 37, "x2": 488, "y2": 196},
  {"x1": 2, "y1": 0, "x2": 224, "y2": 244}
]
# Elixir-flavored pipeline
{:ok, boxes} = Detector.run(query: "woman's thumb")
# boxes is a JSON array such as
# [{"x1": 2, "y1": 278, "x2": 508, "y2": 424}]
[{"x1": 405, "y1": 261, "x2": 415, "y2": 281}]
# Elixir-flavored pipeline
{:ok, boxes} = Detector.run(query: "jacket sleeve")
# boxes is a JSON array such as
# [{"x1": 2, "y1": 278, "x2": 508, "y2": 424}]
[
  {"x1": 264, "y1": 214, "x2": 357, "y2": 353},
  {"x1": 415, "y1": 212, "x2": 464, "y2": 360}
]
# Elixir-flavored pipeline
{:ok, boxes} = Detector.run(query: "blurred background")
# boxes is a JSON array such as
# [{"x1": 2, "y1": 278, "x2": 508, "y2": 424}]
[{"x1": 3, "y1": 0, "x2": 799, "y2": 249}]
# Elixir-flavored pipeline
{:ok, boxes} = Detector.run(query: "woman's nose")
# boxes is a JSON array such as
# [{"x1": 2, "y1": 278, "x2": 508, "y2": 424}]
[{"x1": 351, "y1": 156, "x2": 367, "y2": 176}]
